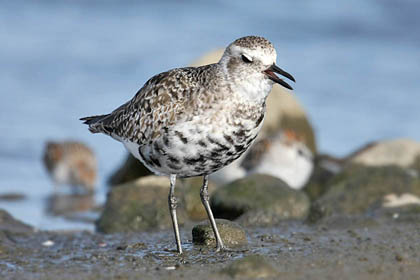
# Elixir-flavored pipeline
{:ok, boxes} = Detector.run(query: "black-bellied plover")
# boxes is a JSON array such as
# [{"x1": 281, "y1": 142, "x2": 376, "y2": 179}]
[
  {"x1": 43, "y1": 141, "x2": 97, "y2": 193},
  {"x1": 81, "y1": 36, "x2": 295, "y2": 253}
]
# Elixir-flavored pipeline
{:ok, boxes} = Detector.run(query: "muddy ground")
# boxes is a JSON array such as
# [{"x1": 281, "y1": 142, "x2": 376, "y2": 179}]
[{"x1": 1, "y1": 214, "x2": 419, "y2": 280}]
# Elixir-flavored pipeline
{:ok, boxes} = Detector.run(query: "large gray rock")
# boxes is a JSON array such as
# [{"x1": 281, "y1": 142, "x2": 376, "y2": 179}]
[
  {"x1": 108, "y1": 154, "x2": 152, "y2": 186},
  {"x1": 210, "y1": 174, "x2": 310, "y2": 225},
  {"x1": 97, "y1": 176, "x2": 187, "y2": 233},
  {"x1": 98, "y1": 175, "x2": 219, "y2": 232},
  {"x1": 181, "y1": 177, "x2": 218, "y2": 221},
  {"x1": 348, "y1": 139, "x2": 420, "y2": 168},
  {"x1": 308, "y1": 164, "x2": 420, "y2": 222},
  {"x1": 304, "y1": 154, "x2": 343, "y2": 201},
  {"x1": 192, "y1": 219, "x2": 247, "y2": 248},
  {"x1": 0, "y1": 209, "x2": 33, "y2": 234},
  {"x1": 0, "y1": 209, "x2": 34, "y2": 254}
]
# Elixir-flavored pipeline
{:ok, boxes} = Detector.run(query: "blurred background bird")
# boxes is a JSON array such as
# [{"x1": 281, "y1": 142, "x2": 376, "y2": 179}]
[
  {"x1": 242, "y1": 130, "x2": 314, "y2": 189},
  {"x1": 43, "y1": 141, "x2": 97, "y2": 194},
  {"x1": 211, "y1": 129, "x2": 314, "y2": 189}
]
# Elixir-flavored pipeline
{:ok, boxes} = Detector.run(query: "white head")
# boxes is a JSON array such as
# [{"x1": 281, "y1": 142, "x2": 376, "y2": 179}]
[
  {"x1": 219, "y1": 36, "x2": 295, "y2": 101},
  {"x1": 248, "y1": 130, "x2": 314, "y2": 190}
]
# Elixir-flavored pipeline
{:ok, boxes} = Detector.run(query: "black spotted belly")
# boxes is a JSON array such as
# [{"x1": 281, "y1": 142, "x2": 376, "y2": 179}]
[{"x1": 137, "y1": 121, "x2": 260, "y2": 177}]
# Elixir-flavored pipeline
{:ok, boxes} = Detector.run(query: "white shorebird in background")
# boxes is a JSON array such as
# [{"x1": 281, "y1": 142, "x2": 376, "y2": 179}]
[{"x1": 211, "y1": 129, "x2": 314, "y2": 189}]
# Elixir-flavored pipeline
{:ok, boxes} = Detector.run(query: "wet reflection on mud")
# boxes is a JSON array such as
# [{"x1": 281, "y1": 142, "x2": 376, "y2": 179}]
[{"x1": 45, "y1": 193, "x2": 99, "y2": 224}]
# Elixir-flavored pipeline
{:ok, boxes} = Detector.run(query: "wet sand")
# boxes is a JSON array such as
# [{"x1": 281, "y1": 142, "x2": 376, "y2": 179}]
[{"x1": 1, "y1": 215, "x2": 419, "y2": 280}]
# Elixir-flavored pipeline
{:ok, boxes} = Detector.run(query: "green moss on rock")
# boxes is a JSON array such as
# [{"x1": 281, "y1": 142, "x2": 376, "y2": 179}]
[
  {"x1": 97, "y1": 176, "x2": 187, "y2": 233},
  {"x1": 192, "y1": 219, "x2": 247, "y2": 248},
  {"x1": 210, "y1": 174, "x2": 310, "y2": 224},
  {"x1": 308, "y1": 165, "x2": 420, "y2": 222}
]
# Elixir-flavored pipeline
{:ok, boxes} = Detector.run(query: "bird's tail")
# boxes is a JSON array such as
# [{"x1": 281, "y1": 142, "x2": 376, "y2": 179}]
[{"x1": 80, "y1": 114, "x2": 110, "y2": 134}]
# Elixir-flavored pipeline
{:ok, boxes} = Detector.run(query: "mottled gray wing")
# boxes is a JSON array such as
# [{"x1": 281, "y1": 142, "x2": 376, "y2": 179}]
[{"x1": 86, "y1": 65, "x2": 215, "y2": 144}]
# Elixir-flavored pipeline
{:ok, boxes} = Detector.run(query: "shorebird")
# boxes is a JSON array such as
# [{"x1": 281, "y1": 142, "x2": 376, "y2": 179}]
[
  {"x1": 43, "y1": 141, "x2": 97, "y2": 193},
  {"x1": 241, "y1": 130, "x2": 314, "y2": 189},
  {"x1": 212, "y1": 129, "x2": 314, "y2": 190},
  {"x1": 81, "y1": 36, "x2": 295, "y2": 253}
]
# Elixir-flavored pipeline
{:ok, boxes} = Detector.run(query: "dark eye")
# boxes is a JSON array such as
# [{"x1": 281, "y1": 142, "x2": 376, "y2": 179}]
[
  {"x1": 241, "y1": 54, "x2": 252, "y2": 63},
  {"x1": 298, "y1": 149, "x2": 304, "y2": 156}
]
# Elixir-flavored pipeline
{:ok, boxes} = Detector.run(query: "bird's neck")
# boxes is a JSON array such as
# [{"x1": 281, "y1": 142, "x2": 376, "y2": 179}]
[
  {"x1": 217, "y1": 61, "x2": 272, "y2": 106},
  {"x1": 234, "y1": 77, "x2": 272, "y2": 106}
]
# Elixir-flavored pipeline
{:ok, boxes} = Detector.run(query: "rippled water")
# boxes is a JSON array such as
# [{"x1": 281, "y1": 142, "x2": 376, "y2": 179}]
[{"x1": 0, "y1": 0, "x2": 419, "y2": 229}]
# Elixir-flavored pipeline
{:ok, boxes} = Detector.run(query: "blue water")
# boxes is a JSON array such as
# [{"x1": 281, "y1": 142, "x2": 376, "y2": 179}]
[{"x1": 0, "y1": 0, "x2": 419, "y2": 230}]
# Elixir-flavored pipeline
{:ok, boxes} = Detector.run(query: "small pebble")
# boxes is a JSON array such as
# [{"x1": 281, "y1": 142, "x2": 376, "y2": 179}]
[
  {"x1": 192, "y1": 219, "x2": 247, "y2": 248},
  {"x1": 42, "y1": 240, "x2": 55, "y2": 247}
]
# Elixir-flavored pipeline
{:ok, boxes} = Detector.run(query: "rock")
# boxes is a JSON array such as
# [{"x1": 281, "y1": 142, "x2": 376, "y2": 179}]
[
  {"x1": 0, "y1": 209, "x2": 33, "y2": 233},
  {"x1": 0, "y1": 209, "x2": 33, "y2": 255},
  {"x1": 348, "y1": 139, "x2": 420, "y2": 168},
  {"x1": 0, "y1": 209, "x2": 33, "y2": 235},
  {"x1": 96, "y1": 176, "x2": 187, "y2": 233},
  {"x1": 192, "y1": 219, "x2": 247, "y2": 248},
  {"x1": 98, "y1": 175, "x2": 219, "y2": 232},
  {"x1": 308, "y1": 165, "x2": 420, "y2": 222},
  {"x1": 410, "y1": 155, "x2": 420, "y2": 174},
  {"x1": 372, "y1": 204, "x2": 420, "y2": 223},
  {"x1": 181, "y1": 177, "x2": 218, "y2": 221},
  {"x1": 304, "y1": 154, "x2": 343, "y2": 201},
  {"x1": 382, "y1": 193, "x2": 420, "y2": 208},
  {"x1": 221, "y1": 255, "x2": 278, "y2": 279},
  {"x1": 108, "y1": 153, "x2": 152, "y2": 186},
  {"x1": 377, "y1": 192, "x2": 420, "y2": 223},
  {"x1": 236, "y1": 208, "x2": 302, "y2": 227},
  {"x1": 210, "y1": 174, "x2": 310, "y2": 224},
  {"x1": 0, "y1": 192, "x2": 26, "y2": 201}
]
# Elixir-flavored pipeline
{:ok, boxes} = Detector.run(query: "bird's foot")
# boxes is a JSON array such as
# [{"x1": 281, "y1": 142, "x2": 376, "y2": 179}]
[{"x1": 164, "y1": 247, "x2": 183, "y2": 254}]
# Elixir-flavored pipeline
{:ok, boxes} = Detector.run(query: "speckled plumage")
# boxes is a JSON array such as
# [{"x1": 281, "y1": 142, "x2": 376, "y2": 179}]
[
  {"x1": 232, "y1": 36, "x2": 274, "y2": 51},
  {"x1": 81, "y1": 36, "x2": 295, "y2": 253},
  {"x1": 82, "y1": 49, "x2": 269, "y2": 178}
]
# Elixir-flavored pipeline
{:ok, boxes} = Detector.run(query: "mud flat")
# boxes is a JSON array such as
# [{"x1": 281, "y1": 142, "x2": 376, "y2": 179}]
[{"x1": 1, "y1": 211, "x2": 419, "y2": 280}]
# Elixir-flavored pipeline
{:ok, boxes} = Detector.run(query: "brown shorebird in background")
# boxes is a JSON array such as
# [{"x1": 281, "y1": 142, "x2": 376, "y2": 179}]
[
  {"x1": 43, "y1": 141, "x2": 97, "y2": 193},
  {"x1": 81, "y1": 36, "x2": 295, "y2": 253}
]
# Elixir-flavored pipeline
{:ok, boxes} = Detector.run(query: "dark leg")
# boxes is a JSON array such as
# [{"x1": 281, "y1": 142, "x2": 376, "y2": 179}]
[
  {"x1": 200, "y1": 175, "x2": 225, "y2": 251},
  {"x1": 168, "y1": 174, "x2": 182, "y2": 254}
]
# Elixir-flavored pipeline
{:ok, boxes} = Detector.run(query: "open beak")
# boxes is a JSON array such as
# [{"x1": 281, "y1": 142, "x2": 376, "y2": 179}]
[{"x1": 263, "y1": 64, "x2": 295, "y2": 90}]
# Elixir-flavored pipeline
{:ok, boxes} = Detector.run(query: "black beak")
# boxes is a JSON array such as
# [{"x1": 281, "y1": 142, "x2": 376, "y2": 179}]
[{"x1": 263, "y1": 64, "x2": 295, "y2": 90}]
